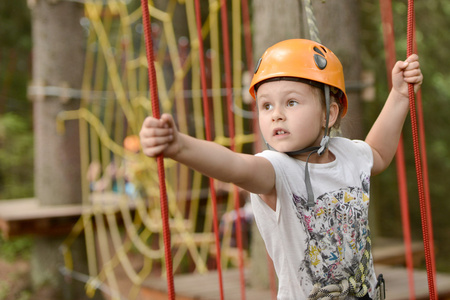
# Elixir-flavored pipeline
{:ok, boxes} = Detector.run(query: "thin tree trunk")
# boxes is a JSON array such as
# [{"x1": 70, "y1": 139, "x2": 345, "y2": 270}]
[
  {"x1": 312, "y1": 0, "x2": 363, "y2": 139},
  {"x1": 30, "y1": 1, "x2": 100, "y2": 298}
]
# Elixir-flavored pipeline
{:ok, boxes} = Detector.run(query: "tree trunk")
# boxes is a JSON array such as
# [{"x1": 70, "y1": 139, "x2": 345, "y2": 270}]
[
  {"x1": 312, "y1": 0, "x2": 363, "y2": 140},
  {"x1": 30, "y1": 1, "x2": 100, "y2": 298},
  {"x1": 32, "y1": 0, "x2": 83, "y2": 206}
]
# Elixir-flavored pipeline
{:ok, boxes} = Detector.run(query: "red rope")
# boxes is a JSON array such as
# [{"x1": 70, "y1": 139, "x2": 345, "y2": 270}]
[
  {"x1": 219, "y1": 1, "x2": 247, "y2": 299},
  {"x1": 140, "y1": 1, "x2": 175, "y2": 299},
  {"x1": 379, "y1": 1, "x2": 415, "y2": 298},
  {"x1": 241, "y1": 0, "x2": 261, "y2": 154},
  {"x1": 194, "y1": 1, "x2": 225, "y2": 299},
  {"x1": 241, "y1": 0, "x2": 254, "y2": 74},
  {"x1": 406, "y1": 1, "x2": 437, "y2": 299},
  {"x1": 219, "y1": 0, "x2": 236, "y2": 152},
  {"x1": 396, "y1": 139, "x2": 416, "y2": 297},
  {"x1": 413, "y1": 30, "x2": 438, "y2": 295}
]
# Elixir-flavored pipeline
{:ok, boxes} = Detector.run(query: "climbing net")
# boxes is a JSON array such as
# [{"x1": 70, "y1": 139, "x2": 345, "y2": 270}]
[{"x1": 59, "y1": 0, "x2": 256, "y2": 299}]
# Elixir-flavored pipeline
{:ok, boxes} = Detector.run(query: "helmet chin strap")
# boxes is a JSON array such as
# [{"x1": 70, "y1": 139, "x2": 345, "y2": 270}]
[{"x1": 266, "y1": 85, "x2": 331, "y2": 208}]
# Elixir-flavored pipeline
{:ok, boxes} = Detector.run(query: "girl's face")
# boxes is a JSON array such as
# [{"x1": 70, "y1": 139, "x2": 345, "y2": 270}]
[{"x1": 257, "y1": 80, "x2": 325, "y2": 160}]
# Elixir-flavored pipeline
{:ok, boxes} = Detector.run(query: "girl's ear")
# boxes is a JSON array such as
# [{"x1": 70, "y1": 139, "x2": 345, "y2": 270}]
[{"x1": 326, "y1": 102, "x2": 340, "y2": 128}]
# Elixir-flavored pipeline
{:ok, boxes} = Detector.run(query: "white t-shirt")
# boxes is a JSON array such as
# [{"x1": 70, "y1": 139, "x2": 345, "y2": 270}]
[{"x1": 250, "y1": 137, "x2": 377, "y2": 299}]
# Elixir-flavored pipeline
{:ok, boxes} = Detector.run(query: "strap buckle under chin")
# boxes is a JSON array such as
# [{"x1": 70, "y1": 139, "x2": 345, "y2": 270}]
[{"x1": 317, "y1": 135, "x2": 329, "y2": 156}]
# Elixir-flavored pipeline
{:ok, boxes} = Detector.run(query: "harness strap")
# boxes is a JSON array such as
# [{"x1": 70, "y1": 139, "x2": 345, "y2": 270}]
[{"x1": 285, "y1": 85, "x2": 331, "y2": 207}]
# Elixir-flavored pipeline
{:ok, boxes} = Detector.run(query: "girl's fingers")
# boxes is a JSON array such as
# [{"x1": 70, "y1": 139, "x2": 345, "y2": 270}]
[
  {"x1": 143, "y1": 126, "x2": 173, "y2": 138},
  {"x1": 406, "y1": 53, "x2": 419, "y2": 63},
  {"x1": 141, "y1": 135, "x2": 173, "y2": 147},
  {"x1": 142, "y1": 144, "x2": 167, "y2": 157}
]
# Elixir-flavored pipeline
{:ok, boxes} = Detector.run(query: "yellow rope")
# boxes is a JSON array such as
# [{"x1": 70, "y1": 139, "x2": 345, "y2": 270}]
[
  {"x1": 85, "y1": 1, "x2": 137, "y2": 133},
  {"x1": 209, "y1": 0, "x2": 225, "y2": 138}
]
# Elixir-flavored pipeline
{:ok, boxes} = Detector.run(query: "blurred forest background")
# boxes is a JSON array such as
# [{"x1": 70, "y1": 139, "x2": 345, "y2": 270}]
[{"x1": 0, "y1": 0, "x2": 449, "y2": 274}]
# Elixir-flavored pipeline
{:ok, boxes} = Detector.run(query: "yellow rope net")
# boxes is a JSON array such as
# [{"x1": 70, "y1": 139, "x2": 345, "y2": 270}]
[{"x1": 58, "y1": 0, "x2": 256, "y2": 298}]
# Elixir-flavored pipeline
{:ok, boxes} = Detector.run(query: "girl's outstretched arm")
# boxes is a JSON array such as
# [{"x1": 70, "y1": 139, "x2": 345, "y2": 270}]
[
  {"x1": 140, "y1": 113, "x2": 275, "y2": 196},
  {"x1": 366, "y1": 54, "x2": 423, "y2": 175}
]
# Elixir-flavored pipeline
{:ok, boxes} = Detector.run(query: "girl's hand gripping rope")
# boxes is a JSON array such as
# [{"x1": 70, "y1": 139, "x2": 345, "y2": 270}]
[
  {"x1": 392, "y1": 54, "x2": 423, "y2": 97},
  {"x1": 140, "y1": 113, "x2": 180, "y2": 158}
]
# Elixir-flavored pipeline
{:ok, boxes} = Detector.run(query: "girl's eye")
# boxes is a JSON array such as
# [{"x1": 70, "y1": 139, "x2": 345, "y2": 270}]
[
  {"x1": 287, "y1": 100, "x2": 298, "y2": 107},
  {"x1": 262, "y1": 103, "x2": 273, "y2": 110}
]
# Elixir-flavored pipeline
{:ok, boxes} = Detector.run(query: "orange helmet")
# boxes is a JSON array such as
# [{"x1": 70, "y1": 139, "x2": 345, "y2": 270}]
[{"x1": 249, "y1": 39, "x2": 348, "y2": 116}]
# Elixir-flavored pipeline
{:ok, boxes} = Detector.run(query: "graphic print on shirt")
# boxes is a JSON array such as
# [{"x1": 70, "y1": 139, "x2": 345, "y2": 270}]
[{"x1": 293, "y1": 172, "x2": 371, "y2": 287}]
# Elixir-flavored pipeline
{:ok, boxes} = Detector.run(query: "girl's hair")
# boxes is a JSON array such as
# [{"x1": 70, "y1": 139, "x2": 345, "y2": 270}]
[{"x1": 310, "y1": 84, "x2": 344, "y2": 131}]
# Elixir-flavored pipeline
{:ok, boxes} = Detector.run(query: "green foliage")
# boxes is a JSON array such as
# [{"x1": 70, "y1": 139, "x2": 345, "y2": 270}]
[
  {"x1": 0, "y1": 1, "x2": 33, "y2": 199},
  {"x1": 0, "y1": 1, "x2": 32, "y2": 114},
  {"x1": 0, "y1": 2, "x2": 31, "y2": 49},
  {"x1": 0, "y1": 282, "x2": 10, "y2": 300},
  {"x1": 0, "y1": 235, "x2": 32, "y2": 262},
  {"x1": 0, "y1": 113, "x2": 34, "y2": 199}
]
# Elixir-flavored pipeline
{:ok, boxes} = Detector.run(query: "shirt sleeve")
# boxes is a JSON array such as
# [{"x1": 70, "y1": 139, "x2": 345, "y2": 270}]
[{"x1": 352, "y1": 139, "x2": 374, "y2": 171}]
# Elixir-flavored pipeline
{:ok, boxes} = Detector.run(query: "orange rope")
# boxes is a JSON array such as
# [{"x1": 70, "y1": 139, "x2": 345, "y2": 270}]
[
  {"x1": 140, "y1": 0, "x2": 175, "y2": 299},
  {"x1": 406, "y1": 1, "x2": 437, "y2": 298},
  {"x1": 379, "y1": 0, "x2": 415, "y2": 298},
  {"x1": 194, "y1": 1, "x2": 225, "y2": 299}
]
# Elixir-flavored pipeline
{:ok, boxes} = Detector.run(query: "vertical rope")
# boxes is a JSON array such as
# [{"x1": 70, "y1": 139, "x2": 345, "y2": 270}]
[
  {"x1": 406, "y1": 1, "x2": 437, "y2": 299},
  {"x1": 194, "y1": 1, "x2": 225, "y2": 299},
  {"x1": 301, "y1": 0, "x2": 321, "y2": 43},
  {"x1": 412, "y1": 24, "x2": 438, "y2": 294},
  {"x1": 241, "y1": 0, "x2": 253, "y2": 74},
  {"x1": 219, "y1": 0, "x2": 247, "y2": 299},
  {"x1": 241, "y1": 0, "x2": 262, "y2": 156},
  {"x1": 379, "y1": 0, "x2": 415, "y2": 298},
  {"x1": 140, "y1": 1, "x2": 175, "y2": 299}
]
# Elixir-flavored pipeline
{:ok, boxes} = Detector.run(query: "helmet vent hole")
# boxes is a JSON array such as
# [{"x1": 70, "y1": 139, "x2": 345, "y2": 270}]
[
  {"x1": 313, "y1": 46, "x2": 324, "y2": 56},
  {"x1": 314, "y1": 54, "x2": 327, "y2": 70}
]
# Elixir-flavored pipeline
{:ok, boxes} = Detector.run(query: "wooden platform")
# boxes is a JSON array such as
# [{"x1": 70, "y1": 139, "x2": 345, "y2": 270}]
[
  {"x1": 0, "y1": 192, "x2": 128, "y2": 239},
  {"x1": 141, "y1": 269, "x2": 272, "y2": 300},
  {"x1": 0, "y1": 198, "x2": 83, "y2": 239},
  {"x1": 376, "y1": 265, "x2": 450, "y2": 300},
  {"x1": 141, "y1": 265, "x2": 450, "y2": 300},
  {"x1": 372, "y1": 237, "x2": 425, "y2": 266}
]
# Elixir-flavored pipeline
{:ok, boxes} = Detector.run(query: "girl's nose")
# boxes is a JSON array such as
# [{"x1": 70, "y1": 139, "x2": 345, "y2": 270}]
[{"x1": 272, "y1": 107, "x2": 285, "y2": 121}]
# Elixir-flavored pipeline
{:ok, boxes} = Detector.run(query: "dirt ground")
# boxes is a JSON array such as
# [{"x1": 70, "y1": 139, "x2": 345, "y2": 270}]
[
  {"x1": 0, "y1": 258, "x2": 63, "y2": 300},
  {"x1": 0, "y1": 258, "x2": 32, "y2": 300},
  {"x1": 0, "y1": 253, "x2": 150, "y2": 300}
]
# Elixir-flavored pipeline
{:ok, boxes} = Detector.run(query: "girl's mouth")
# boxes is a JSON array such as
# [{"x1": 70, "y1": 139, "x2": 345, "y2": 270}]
[{"x1": 273, "y1": 128, "x2": 289, "y2": 136}]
